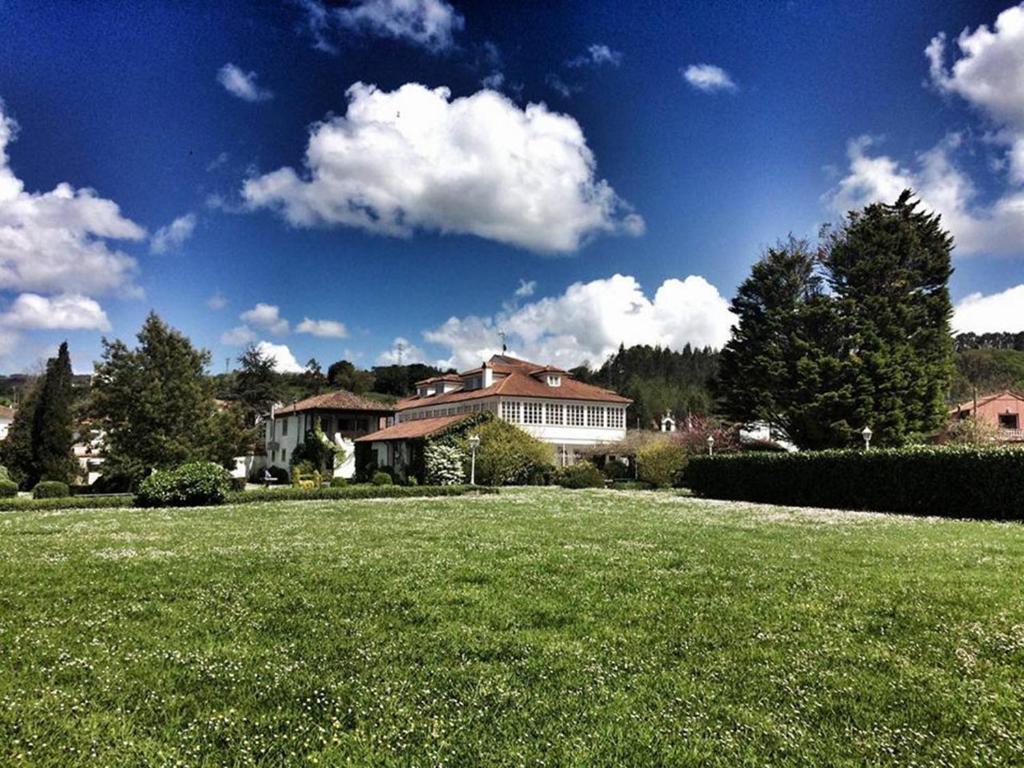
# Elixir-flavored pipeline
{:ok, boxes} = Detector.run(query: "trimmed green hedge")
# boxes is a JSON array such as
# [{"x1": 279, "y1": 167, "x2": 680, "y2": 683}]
[
  {"x1": 685, "y1": 447, "x2": 1024, "y2": 519},
  {"x1": 0, "y1": 484, "x2": 497, "y2": 512},
  {"x1": 0, "y1": 495, "x2": 135, "y2": 512},
  {"x1": 226, "y1": 484, "x2": 497, "y2": 504}
]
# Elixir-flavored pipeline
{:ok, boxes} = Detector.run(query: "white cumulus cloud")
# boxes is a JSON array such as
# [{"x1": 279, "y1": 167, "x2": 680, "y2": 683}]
[
  {"x1": 0, "y1": 99, "x2": 145, "y2": 296},
  {"x1": 682, "y1": 64, "x2": 738, "y2": 93},
  {"x1": 927, "y1": 3, "x2": 1024, "y2": 183},
  {"x1": 150, "y1": 212, "x2": 196, "y2": 253},
  {"x1": 296, "y1": 317, "x2": 348, "y2": 338},
  {"x1": 243, "y1": 82, "x2": 643, "y2": 253},
  {"x1": 256, "y1": 341, "x2": 304, "y2": 373},
  {"x1": 954, "y1": 284, "x2": 1024, "y2": 333},
  {"x1": 423, "y1": 273, "x2": 736, "y2": 371},
  {"x1": 217, "y1": 63, "x2": 273, "y2": 102},
  {"x1": 0, "y1": 292, "x2": 111, "y2": 331},
  {"x1": 240, "y1": 303, "x2": 290, "y2": 335}
]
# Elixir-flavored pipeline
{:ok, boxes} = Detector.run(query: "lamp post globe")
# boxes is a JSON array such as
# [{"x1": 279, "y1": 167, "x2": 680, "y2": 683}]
[
  {"x1": 861, "y1": 426, "x2": 873, "y2": 451},
  {"x1": 706, "y1": 434, "x2": 715, "y2": 456}
]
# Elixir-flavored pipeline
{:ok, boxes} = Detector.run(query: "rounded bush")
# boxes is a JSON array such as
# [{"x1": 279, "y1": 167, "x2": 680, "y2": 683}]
[
  {"x1": 371, "y1": 471, "x2": 393, "y2": 486},
  {"x1": 0, "y1": 479, "x2": 18, "y2": 498},
  {"x1": 636, "y1": 441, "x2": 688, "y2": 488},
  {"x1": 329, "y1": 476, "x2": 348, "y2": 488},
  {"x1": 405, "y1": 476, "x2": 419, "y2": 487},
  {"x1": 136, "y1": 462, "x2": 232, "y2": 508},
  {"x1": 555, "y1": 461, "x2": 606, "y2": 489},
  {"x1": 33, "y1": 480, "x2": 70, "y2": 499}
]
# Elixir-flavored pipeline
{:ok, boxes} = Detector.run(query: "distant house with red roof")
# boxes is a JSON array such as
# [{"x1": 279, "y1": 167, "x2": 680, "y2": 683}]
[
  {"x1": 356, "y1": 354, "x2": 631, "y2": 472},
  {"x1": 264, "y1": 390, "x2": 395, "y2": 479},
  {"x1": 949, "y1": 390, "x2": 1024, "y2": 443}
]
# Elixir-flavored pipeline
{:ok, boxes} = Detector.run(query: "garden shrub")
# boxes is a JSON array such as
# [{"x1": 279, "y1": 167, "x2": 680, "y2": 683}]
[
  {"x1": 636, "y1": 441, "x2": 688, "y2": 488},
  {"x1": 0, "y1": 479, "x2": 18, "y2": 498},
  {"x1": 33, "y1": 480, "x2": 70, "y2": 499},
  {"x1": 371, "y1": 471, "x2": 393, "y2": 486},
  {"x1": 135, "y1": 462, "x2": 232, "y2": 508},
  {"x1": 461, "y1": 419, "x2": 554, "y2": 486},
  {"x1": 555, "y1": 461, "x2": 606, "y2": 489},
  {"x1": 405, "y1": 476, "x2": 418, "y2": 486},
  {"x1": 685, "y1": 447, "x2": 1024, "y2": 519},
  {"x1": 424, "y1": 443, "x2": 465, "y2": 485},
  {"x1": 0, "y1": 465, "x2": 10, "y2": 483},
  {"x1": 601, "y1": 459, "x2": 630, "y2": 480},
  {"x1": 329, "y1": 476, "x2": 348, "y2": 488}
]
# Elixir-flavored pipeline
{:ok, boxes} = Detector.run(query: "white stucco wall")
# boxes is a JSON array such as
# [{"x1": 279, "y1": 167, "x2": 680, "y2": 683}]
[{"x1": 264, "y1": 414, "x2": 361, "y2": 479}]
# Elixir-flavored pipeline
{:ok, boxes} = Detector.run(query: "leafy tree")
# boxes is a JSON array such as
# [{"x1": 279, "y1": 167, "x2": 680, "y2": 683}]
[
  {"x1": 371, "y1": 363, "x2": 447, "y2": 397},
  {"x1": 456, "y1": 418, "x2": 554, "y2": 486},
  {"x1": 91, "y1": 312, "x2": 245, "y2": 485},
  {"x1": 233, "y1": 344, "x2": 283, "y2": 427},
  {"x1": 327, "y1": 359, "x2": 375, "y2": 394},
  {"x1": 303, "y1": 358, "x2": 326, "y2": 395}
]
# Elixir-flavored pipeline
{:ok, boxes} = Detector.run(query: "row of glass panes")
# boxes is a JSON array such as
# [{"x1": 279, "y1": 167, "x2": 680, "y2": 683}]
[{"x1": 500, "y1": 400, "x2": 625, "y2": 428}]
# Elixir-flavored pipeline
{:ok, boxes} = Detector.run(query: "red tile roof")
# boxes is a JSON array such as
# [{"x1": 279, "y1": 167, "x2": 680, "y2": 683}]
[
  {"x1": 395, "y1": 355, "x2": 630, "y2": 411},
  {"x1": 354, "y1": 415, "x2": 469, "y2": 442},
  {"x1": 274, "y1": 390, "x2": 395, "y2": 416},
  {"x1": 949, "y1": 390, "x2": 1024, "y2": 414}
]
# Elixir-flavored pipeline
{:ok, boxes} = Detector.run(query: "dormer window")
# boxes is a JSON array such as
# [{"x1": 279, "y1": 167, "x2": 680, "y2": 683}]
[
  {"x1": 417, "y1": 386, "x2": 429, "y2": 397},
  {"x1": 546, "y1": 374, "x2": 562, "y2": 387}
]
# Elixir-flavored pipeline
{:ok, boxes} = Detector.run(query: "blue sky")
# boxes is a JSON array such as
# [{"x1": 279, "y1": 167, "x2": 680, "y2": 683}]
[{"x1": 0, "y1": 0, "x2": 1022, "y2": 374}]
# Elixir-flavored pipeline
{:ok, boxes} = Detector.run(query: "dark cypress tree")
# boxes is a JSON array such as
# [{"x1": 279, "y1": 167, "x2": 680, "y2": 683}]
[
  {"x1": 0, "y1": 379, "x2": 40, "y2": 488},
  {"x1": 31, "y1": 341, "x2": 76, "y2": 483},
  {"x1": 823, "y1": 190, "x2": 955, "y2": 445}
]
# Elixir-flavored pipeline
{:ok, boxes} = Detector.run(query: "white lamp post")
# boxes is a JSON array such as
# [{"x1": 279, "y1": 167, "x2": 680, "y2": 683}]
[
  {"x1": 706, "y1": 434, "x2": 715, "y2": 456},
  {"x1": 468, "y1": 435, "x2": 480, "y2": 485},
  {"x1": 861, "y1": 425, "x2": 873, "y2": 451}
]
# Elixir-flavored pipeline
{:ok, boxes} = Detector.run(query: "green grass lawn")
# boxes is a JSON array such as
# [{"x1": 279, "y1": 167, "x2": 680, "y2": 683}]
[{"x1": 1, "y1": 489, "x2": 1023, "y2": 766}]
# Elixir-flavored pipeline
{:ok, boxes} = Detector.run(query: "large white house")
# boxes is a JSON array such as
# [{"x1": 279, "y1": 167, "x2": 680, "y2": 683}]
[{"x1": 357, "y1": 354, "x2": 631, "y2": 471}]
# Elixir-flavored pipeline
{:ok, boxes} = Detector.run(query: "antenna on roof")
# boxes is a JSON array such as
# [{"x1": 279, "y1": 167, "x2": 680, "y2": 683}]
[{"x1": 498, "y1": 330, "x2": 508, "y2": 354}]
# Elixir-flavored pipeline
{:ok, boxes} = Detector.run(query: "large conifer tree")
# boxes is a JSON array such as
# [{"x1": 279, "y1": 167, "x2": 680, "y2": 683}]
[
  {"x1": 822, "y1": 190, "x2": 954, "y2": 445},
  {"x1": 718, "y1": 191, "x2": 955, "y2": 448}
]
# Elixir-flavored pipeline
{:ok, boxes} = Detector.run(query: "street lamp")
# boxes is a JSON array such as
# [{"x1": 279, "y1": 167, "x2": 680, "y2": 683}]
[
  {"x1": 468, "y1": 435, "x2": 480, "y2": 485},
  {"x1": 706, "y1": 434, "x2": 715, "y2": 456},
  {"x1": 861, "y1": 425, "x2": 873, "y2": 451}
]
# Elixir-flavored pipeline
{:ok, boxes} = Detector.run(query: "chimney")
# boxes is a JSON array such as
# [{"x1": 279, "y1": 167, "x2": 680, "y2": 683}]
[{"x1": 482, "y1": 361, "x2": 494, "y2": 388}]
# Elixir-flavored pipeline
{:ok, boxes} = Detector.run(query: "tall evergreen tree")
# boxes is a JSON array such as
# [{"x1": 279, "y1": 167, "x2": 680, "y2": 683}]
[
  {"x1": 718, "y1": 191, "x2": 955, "y2": 449},
  {"x1": 32, "y1": 342, "x2": 76, "y2": 483},
  {"x1": 92, "y1": 312, "x2": 243, "y2": 484},
  {"x1": 0, "y1": 343, "x2": 76, "y2": 487},
  {"x1": 0, "y1": 379, "x2": 40, "y2": 488},
  {"x1": 823, "y1": 190, "x2": 954, "y2": 445},
  {"x1": 717, "y1": 238, "x2": 848, "y2": 448}
]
